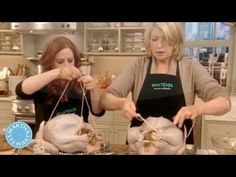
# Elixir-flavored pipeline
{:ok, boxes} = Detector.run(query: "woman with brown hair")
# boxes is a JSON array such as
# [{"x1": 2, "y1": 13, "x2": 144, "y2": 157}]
[{"x1": 16, "y1": 36, "x2": 105, "y2": 134}]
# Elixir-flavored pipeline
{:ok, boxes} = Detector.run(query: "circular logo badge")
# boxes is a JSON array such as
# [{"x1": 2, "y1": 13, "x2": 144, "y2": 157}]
[{"x1": 5, "y1": 121, "x2": 33, "y2": 148}]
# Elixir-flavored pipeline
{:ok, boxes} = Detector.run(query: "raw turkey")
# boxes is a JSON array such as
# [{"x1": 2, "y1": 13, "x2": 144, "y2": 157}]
[
  {"x1": 127, "y1": 117, "x2": 186, "y2": 155},
  {"x1": 33, "y1": 113, "x2": 102, "y2": 154}
]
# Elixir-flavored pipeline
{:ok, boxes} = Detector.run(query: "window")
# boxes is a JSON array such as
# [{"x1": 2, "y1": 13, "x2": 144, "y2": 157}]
[
  {"x1": 184, "y1": 22, "x2": 231, "y2": 88},
  {"x1": 185, "y1": 47, "x2": 199, "y2": 58},
  {"x1": 215, "y1": 22, "x2": 230, "y2": 40},
  {"x1": 199, "y1": 22, "x2": 214, "y2": 40},
  {"x1": 185, "y1": 22, "x2": 198, "y2": 40}
]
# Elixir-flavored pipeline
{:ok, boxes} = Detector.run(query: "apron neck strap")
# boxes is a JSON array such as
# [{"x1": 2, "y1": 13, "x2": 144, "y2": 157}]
[
  {"x1": 148, "y1": 58, "x2": 180, "y2": 77},
  {"x1": 147, "y1": 57, "x2": 152, "y2": 73},
  {"x1": 176, "y1": 61, "x2": 180, "y2": 76}
]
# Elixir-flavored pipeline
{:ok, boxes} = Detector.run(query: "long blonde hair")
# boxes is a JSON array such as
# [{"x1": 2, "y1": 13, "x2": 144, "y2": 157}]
[{"x1": 144, "y1": 22, "x2": 184, "y2": 61}]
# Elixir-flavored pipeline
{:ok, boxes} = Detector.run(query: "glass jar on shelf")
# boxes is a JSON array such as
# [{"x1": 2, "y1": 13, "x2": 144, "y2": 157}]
[{"x1": 0, "y1": 31, "x2": 23, "y2": 54}]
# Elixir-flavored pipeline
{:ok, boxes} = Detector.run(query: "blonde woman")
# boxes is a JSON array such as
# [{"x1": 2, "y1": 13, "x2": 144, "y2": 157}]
[{"x1": 100, "y1": 23, "x2": 231, "y2": 144}]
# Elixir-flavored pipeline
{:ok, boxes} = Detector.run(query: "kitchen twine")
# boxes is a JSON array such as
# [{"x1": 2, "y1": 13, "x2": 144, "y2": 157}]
[
  {"x1": 31, "y1": 77, "x2": 100, "y2": 154},
  {"x1": 47, "y1": 79, "x2": 98, "y2": 132},
  {"x1": 133, "y1": 114, "x2": 195, "y2": 144}
]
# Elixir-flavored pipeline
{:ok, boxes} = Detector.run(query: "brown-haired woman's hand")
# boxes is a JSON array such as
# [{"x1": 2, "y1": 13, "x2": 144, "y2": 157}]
[
  {"x1": 78, "y1": 75, "x2": 96, "y2": 90},
  {"x1": 57, "y1": 66, "x2": 81, "y2": 80}
]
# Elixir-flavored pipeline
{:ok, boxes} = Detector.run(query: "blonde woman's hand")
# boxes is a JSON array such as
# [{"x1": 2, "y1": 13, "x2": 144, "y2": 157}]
[
  {"x1": 173, "y1": 104, "x2": 203, "y2": 128},
  {"x1": 121, "y1": 99, "x2": 139, "y2": 120},
  {"x1": 78, "y1": 75, "x2": 96, "y2": 90},
  {"x1": 57, "y1": 66, "x2": 81, "y2": 80}
]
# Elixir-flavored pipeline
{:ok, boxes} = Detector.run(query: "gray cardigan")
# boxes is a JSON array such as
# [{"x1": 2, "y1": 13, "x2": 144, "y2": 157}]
[{"x1": 100, "y1": 57, "x2": 229, "y2": 107}]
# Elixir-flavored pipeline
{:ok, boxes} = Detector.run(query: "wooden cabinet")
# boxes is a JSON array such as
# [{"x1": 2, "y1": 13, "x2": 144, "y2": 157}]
[
  {"x1": 93, "y1": 123, "x2": 114, "y2": 143},
  {"x1": 89, "y1": 110, "x2": 129, "y2": 144},
  {"x1": 113, "y1": 124, "x2": 129, "y2": 144},
  {"x1": 0, "y1": 30, "x2": 23, "y2": 55},
  {"x1": 89, "y1": 111, "x2": 114, "y2": 143},
  {"x1": 201, "y1": 116, "x2": 236, "y2": 149},
  {"x1": 113, "y1": 110, "x2": 130, "y2": 144},
  {"x1": 0, "y1": 99, "x2": 14, "y2": 130},
  {"x1": 201, "y1": 96, "x2": 236, "y2": 149},
  {"x1": 84, "y1": 22, "x2": 146, "y2": 56}
]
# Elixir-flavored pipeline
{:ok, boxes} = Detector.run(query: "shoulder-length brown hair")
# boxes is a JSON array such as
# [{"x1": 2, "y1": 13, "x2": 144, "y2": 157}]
[
  {"x1": 41, "y1": 36, "x2": 81, "y2": 70},
  {"x1": 144, "y1": 22, "x2": 184, "y2": 61},
  {"x1": 40, "y1": 36, "x2": 82, "y2": 103}
]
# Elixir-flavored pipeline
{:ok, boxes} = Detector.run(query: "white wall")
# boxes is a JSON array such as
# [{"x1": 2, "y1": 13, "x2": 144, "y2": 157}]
[
  {"x1": 91, "y1": 56, "x2": 137, "y2": 77},
  {"x1": 0, "y1": 55, "x2": 29, "y2": 69}
]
